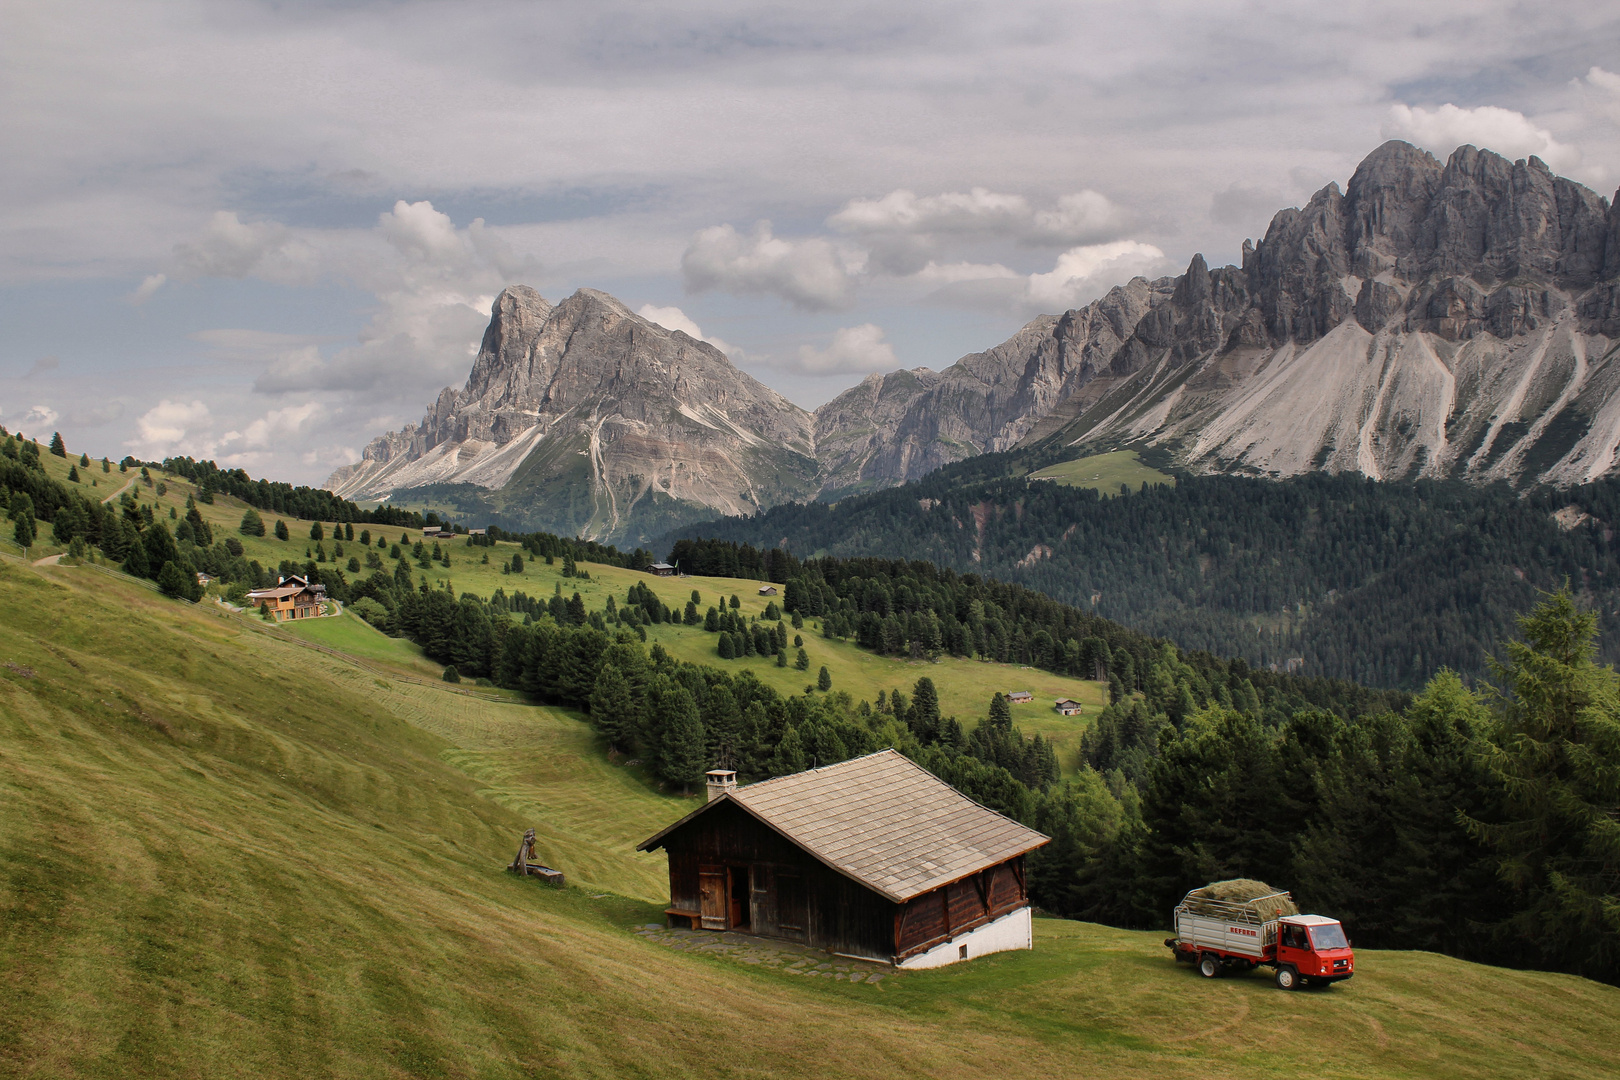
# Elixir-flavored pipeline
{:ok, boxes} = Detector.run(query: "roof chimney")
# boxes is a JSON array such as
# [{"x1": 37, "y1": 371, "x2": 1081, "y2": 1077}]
[{"x1": 705, "y1": 769, "x2": 737, "y2": 803}]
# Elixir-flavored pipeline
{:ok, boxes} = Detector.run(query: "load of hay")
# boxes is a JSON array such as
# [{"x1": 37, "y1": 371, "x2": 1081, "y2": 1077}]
[{"x1": 1180, "y1": 879, "x2": 1299, "y2": 922}]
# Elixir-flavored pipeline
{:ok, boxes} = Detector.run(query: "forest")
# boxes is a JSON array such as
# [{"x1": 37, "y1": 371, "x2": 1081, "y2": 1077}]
[{"x1": 663, "y1": 464, "x2": 1620, "y2": 689}]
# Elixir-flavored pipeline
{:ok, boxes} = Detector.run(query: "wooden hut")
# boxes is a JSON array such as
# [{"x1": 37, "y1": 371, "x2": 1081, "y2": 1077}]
[
  {"x1": 1006, "y1": 690, "x2": 1034, "y2": 703},
  {"x1": 1054, "y1": 698, "x2": 1084, "y2": 716},
  {"x1": 648, "y1": 562, "x2": 677, "y2": 577},
  {"x1": 637, "y1": 750, "x2": 1048, "y2": 968}
]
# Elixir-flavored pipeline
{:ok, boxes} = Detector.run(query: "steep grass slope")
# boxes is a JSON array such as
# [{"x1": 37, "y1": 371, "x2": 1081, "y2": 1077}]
[{"x1": 3, "y1": 555, "x2": 1620, "y2": 1079}]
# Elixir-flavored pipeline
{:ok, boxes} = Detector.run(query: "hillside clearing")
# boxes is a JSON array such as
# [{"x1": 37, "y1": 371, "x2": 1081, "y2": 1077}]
[{"x1": 1026, "y1": 450, "x2": 1176, "y2": 494}]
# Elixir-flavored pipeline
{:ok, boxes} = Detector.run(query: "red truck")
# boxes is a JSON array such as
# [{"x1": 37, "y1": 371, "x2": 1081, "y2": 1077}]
[{"x1": 1165, "y1": 886, "x2": 1354, "y2": 990}]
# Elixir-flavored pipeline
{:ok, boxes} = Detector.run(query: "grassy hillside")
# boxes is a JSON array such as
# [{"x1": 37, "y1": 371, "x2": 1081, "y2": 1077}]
[
  {"x1": 1026, "y1": 450, "x2": 1176, "y2": 495},
  {"x1": 3, "y1": 553, "x2": 1619, "y2": 1078},
  {"x1": 71, "y1": 455, "x2": 1108, "y2": 761}
]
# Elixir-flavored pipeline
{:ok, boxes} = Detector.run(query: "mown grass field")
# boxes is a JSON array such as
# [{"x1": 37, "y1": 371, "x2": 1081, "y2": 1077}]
[
  {"x1": 1026, "y1": 450, "x2": 1175, "y2": 495},
  {"x1": 3, "y1": 553, "x2": 1619, "y2": 1079}
]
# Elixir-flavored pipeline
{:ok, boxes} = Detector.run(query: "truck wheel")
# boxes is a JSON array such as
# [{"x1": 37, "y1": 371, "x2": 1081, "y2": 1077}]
[
  {"x1": 1275, "y1": 965, "x2": 1300, "y2": 991},
  {"x1": 1198, "y1": 955, "x2": 1220, "y2": 978}
]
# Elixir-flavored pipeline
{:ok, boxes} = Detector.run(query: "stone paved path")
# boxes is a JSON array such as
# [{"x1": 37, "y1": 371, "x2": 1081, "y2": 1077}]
[{"x1": 632, "y1": 924, "x2": 894, "y2": 983}]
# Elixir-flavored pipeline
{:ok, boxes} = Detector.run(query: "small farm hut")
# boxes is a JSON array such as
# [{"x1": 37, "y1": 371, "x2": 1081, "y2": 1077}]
[{"x1": 637, "y1": 750, "x2": 1048, "y2": 968}]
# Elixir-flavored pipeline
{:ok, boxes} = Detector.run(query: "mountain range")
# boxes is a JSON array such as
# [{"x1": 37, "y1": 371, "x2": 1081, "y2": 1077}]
[{"x1": 328, "y1": 140, "x2": 1620, "y2": 542}]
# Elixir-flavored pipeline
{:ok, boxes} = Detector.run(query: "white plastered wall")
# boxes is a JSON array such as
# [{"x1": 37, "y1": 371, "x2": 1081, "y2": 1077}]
[{"x1": 896, "y1": 906, "x2": 1033, "y2": 970}]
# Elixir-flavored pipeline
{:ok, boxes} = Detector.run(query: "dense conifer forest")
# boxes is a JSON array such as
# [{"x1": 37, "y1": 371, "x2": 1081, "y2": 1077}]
[{"x1": 664, "y1": 465, "x2": 1620, "y2": 689}]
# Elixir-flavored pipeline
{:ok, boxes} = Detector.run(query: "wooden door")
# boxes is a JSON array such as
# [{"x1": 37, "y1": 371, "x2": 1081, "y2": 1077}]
[
  {"x1": 776, "y1": 870, "x2": 806, "y2": 940},
  {"x1": 698, "y1": 865, "x2": 727, "y2": 930}
]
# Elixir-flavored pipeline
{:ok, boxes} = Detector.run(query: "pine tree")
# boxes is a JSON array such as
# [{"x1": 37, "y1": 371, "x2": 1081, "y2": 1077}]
[
  {"x1": 817, "y1": 665, "x2": 832, "y2": 691},
  {"x1": 48, "y1": 431, "x2": 66, "y2": 457},
  {"x1": 11, "y1": 498, "x2": 36, "y2": 551},
  {"x1": 589, "y1": 663, "x2": 636, "y2": 751},
  {"x1": 990, "y1": 692, "x2": 1012, "y2": 730},
  {"x1": 309, "y1": 521, "x2": 323, "y2": 541},
  {"x1": 68, "y1": 465, "x2": 80, "y2": 482},
  {"x1": 240, "y1": 509, "x2": 264, "y2": 536},
  {"x1": 658, "y1": 686, "x2": 707, "y2": 791},
  {"x1": 794, "y1": 646, "x2": 809, "y2": 670},
  {"x1": 1469, "y1": 589, "x2": 1620, "y2": 981},
  {"x1": 78, "y1": 453, "x2": 88, "y2": 467},
  {"x1": 157, "y1": 560, "x2": 193, "y2": 599},
  {"x1": 274, "y1": 519, "x2": 289, "y2": 541},
  {"x1": 717, "y1": 634, "x2": 735, "y2": 659},
  {"x1": 908, "y1": 677, "x2": 941, "y2": 740}
]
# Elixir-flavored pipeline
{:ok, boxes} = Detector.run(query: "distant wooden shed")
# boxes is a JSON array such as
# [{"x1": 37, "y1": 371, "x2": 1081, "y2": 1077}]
[
  {"x1": 637, "y1": 750, "x2": 1048, "y2": 968},
  {"x1": 1006, "y1": 691, "x2": 1034, "y2": 703},
  {"x1": 648, "y1": 562, "x2": 677, "y2": 577},
  {"x1": 757, "y1": 585, "x2": 777, "y2": 596},
  {"x1": 1054, "y1": 698, "x2": 1084, "y2": 716}
]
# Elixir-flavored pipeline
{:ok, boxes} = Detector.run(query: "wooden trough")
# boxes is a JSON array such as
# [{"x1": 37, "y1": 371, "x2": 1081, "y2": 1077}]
[{"x1": 508, "y1": 828, "x2": 566, "y2": 887}]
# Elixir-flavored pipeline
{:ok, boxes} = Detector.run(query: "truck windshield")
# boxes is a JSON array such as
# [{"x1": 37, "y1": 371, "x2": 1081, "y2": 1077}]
[{"x1": 1311, "y1": 923, "x2": 1348, "y2": 950}]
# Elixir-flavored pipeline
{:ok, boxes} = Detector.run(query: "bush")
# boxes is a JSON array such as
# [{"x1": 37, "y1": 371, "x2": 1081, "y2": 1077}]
[
  {"x1": 224, "y1": 537, "x2": 245, "y2": 557},
  {"x1": 348, "y1": 596, "x2": 390, "y2": 629},
  {"x1": 442, "y1": 665, "x2": 461, "y2": 683}
]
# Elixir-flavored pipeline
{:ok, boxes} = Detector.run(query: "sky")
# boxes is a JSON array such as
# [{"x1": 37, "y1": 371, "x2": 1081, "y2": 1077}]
[{"x1": 3, "y1": 1, "x2": 1619, "y2": 487}]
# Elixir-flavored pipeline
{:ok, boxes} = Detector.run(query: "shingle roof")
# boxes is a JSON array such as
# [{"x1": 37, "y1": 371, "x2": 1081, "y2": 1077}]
[{"x1": 638, "y1": 749, "x2": 1048, "y2": 902}]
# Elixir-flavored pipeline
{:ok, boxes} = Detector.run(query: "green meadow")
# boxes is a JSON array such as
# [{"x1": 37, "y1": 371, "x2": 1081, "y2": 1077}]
[
  {"x1": 3, "y1": 554, "x2": 1619, "y2": 1078},
  {"x1": 1026, "y1": 450, "x2": 1175, "y2": 495}
]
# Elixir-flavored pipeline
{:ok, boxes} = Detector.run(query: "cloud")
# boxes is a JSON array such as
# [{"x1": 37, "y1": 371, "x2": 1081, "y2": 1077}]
[
  {"x1": 127, "y1": 273, "x2": 166, "y2": 305},
  {"x1": 1588, "y1": 67, "x2": 1620, "y2": 95},
  {"x1": 67, "y1": 401, "x2": 125, "y2": 428},
  {"x1": 1384, "y1": 104, "x2": 1580, "y2": 173},
  {"x1": 17, "y1": 404, "x2": 60, "y2": 428},
  {"x1": 922, "y1": 240, "x2": 1167, "y2": 316},
  {"x1": 794, "y1": 324, "x2": 898, "y2": 375},
  {"x1": 24, "y1": 355, "x2": 60, "y2": 378},
  {"x1": 636, "y1": 304, "x2": 740, "y2": 359},
  {"x1": 682, "y1": 222, "x2": 856, "y2": 311},
  {"x1": 831, "y1": 187, "x2": 1126, "y2": 246},
  {"x1": 222, "y1": 401, "x2": 325, "y2": 452},
  {"x1": 129, "y1": 399, "x2": 210, "y2": 457}
]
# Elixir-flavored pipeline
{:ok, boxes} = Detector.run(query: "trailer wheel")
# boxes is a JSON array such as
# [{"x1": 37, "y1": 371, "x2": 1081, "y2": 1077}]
[
  {"x1": 1198, "y1": 954, "x2": 1220, "y2": 978},
  {"x1": 1275, "y1": 965, "x2": 1300, "y2": 991}
]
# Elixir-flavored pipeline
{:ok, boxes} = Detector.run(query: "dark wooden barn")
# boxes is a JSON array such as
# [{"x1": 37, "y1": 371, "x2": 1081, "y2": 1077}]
[{"x1": 637, "y1": 750, "x2": 1049, "y2": 968}]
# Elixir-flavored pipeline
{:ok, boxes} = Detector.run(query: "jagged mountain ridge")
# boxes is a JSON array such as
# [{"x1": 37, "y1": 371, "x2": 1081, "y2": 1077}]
[
  {"x1": 330, "y1": 141, "x2": 1620, "y2": 540},
  {"x1": 827, "y1": 141, "x2": 1620, "y2": 488},
  {"x1": 328, "y1": 287, "x2": 820, "y2": 540}
]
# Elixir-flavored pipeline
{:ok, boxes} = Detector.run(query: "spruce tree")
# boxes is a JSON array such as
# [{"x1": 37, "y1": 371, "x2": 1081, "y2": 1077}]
[
  {"x1": 310, "y1": 521, "x2": 323, "y2": 541},
  {"x1": 589, "y1": 663, "x2": 637, "y2": 751},
  {"x1": 794, "y1": 646, "x2": 809, "y2": 670},
  {"x1": 78, "y1": 453, "x2": 88, "y2": 467},
  {"x1": 1469, "y1": 589, "x2": 1620, "y2": 981},
  {"x1": 157, "y1": 560, "x2": 192, "y2": 599},
  {"x1": 990, "y1": 691, "x2": 1012, "y2": 730},
  {"x1": 817, "y1": 665, "x2": 832, "y2": 691},
  {"x1": 274, "y1": 519, "x2": 289, "y2": 541},
  {"x1": 908, "y1": 677, "x2": 941, "y2": 740},
  {"x1": 48, "y1": 431, "x2": 66, "y2": 457},
  {"x1": 658, "y1": 686, "x2": 707, "y2": 791}
]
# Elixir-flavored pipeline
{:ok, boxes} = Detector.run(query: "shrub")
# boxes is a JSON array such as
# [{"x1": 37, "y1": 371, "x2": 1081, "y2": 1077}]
[
  {"x1": 348, "y1": 596, "x2": 390, "y2": 629},
  {"x1": 442, "y1": 665, "x2": 461, "y2": 683},
  {"x1": 224, "y1": 537, "x2": 244, "y2": 557}
]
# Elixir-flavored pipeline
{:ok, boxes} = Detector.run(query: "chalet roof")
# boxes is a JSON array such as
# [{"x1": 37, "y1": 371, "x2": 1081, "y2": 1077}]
[
  {"x1": 1054, "y1": 698, "x2": 1083, "y2": 707},
  {"x1": 638, "y1": 749, "x2": 1048, "y2": 903}
]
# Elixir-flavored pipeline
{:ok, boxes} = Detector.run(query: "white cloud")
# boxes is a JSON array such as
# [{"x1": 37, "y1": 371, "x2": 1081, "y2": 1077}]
[
  {"x1": 223, "y1": 401, "x2": 324, "y2": 452},
  {"x1": 922, "y1": 240, "x2": 1167, "y2": 316},
  {"x1": 831, "y1": 187, "x2": 1126, "y2": 247},
  {"x1": 1384, "y1": 103, "x2": 1581, "y2": 172},
  {"x1": 127, "y1": 272, "x2": 165, "y2": 304},
  {"x1": 18, "y1": 404, "x2": 60, "y2": 428},
  {"x1": 1026, "y1": 241, "x2": 1167, "y2": 310},
  {"x1": 636, "y1": 304, "x2": 740, "y2": 359},
  {"x1": 682, "y1": 222, "x2": 856, "y2": 311},
  {"x1": 1587, "y1": 67, "x2": 1620, "y2": 95},
  {"x1": 129, "y1": 399, "x2": 210, "y2": 457},
  {"x1": 794, "y1": 324, "x2": 898, "y2": 375}
]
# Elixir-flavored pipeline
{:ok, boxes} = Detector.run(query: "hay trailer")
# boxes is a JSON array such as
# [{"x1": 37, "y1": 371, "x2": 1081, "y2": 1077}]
[{"x1": 1165, "y1": 880, "x2": 1355, "y2": 990}]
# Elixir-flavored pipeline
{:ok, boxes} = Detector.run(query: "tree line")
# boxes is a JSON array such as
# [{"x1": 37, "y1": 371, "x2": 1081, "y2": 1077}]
[{"x1": 662, "y1": 466, "x2": 1620, "y2": 689}]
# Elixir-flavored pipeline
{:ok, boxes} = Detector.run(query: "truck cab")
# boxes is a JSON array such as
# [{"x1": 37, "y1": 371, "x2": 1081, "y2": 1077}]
[{"x1": 1274, "y1": 915, "x2": 1354, "y2": 989}]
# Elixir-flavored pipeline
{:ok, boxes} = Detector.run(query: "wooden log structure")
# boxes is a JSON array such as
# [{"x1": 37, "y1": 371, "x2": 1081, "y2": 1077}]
[
  {"x1": 507, "y1": 828, "x2": 566, "y2": 887},
  {"x1": 638, "y1": 750, "x2": 1048, "y2": 968}
]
